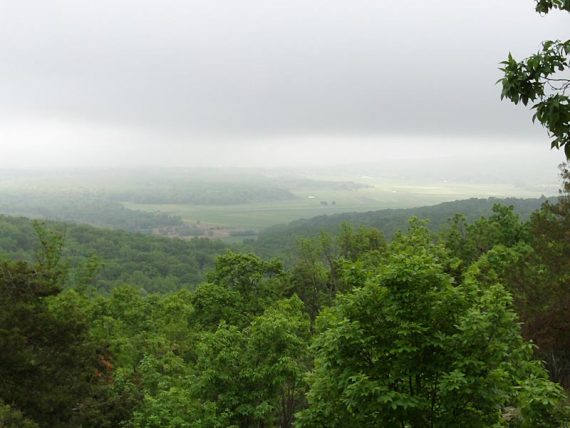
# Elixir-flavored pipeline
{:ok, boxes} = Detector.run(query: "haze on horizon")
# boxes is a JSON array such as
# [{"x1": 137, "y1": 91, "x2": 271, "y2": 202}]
[{"x1": 0, "y1": 0, "x2": 568, "y2": 173}]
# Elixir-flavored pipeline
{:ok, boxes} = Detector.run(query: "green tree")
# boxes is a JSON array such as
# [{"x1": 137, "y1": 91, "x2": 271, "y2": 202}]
[
  {"x1": 190, "y1": 282, "x2": 247, "y2": 329},
  {"x1": 499, "y1": 1, "x2": 570, "y2": 158},
  {"x1": 337, "y1": 223, "x2": 386, "y2": 262},
  {"x1": 0, "y1": 260, "x2": 111, "y2": 427},
  {"x1": 288, "y1": 225, "x2": 387, "y2": 324},
  {"x1": 0, "y1": 224, "x2": 142, "y2": 427},
  {"x1": 194, "y1": 297, "x2": 310, "y2": 428},
  {"x1": 88, "y1": 286, "x2": 199, "y2": 427},
  {"x1": 207, "y1": 252, "x2": 283, "y2": 300},
  {"x1": 288, "y1": 238, "x2": 331, "y2": 323},
  {"x1": 196, "y1": 252, "x2": 285, "y2": 327},
  {"x1": 470, "y1": 164, "x2": 570, "y2": 387},
  {"x1": 297, "y1": 224, "x2": 568, "y2": 427},
  {"x1": 0, "y1": 400, "x2": 38, "y2": 428},
  {"x1": 442, "y1": 205, "x2": 527, "y2": 270}
]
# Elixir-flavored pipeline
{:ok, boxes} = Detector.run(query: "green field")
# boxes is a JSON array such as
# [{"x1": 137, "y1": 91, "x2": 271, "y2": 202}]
[{"x1": 123, "y1": 180, "x2": 545, "y2": 234}]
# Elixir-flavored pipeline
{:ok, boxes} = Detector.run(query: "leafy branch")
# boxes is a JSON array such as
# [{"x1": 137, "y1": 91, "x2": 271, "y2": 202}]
[{"x1": 499, "y1": 7, "x2": 570, "y2": 158}]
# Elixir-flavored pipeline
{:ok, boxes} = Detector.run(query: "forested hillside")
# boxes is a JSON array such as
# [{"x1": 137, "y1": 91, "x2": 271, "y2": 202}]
[
  {"x1": 254, "y1": 196, "x2": 554, "y2": 257},
  {"x1": 0, "y1": 196, "x2": 549, "y2": 295},
  {"x1": 0, "y1": 215, "x2": 228, "y2": 293},
  {"x1": 0, "y1": 192, "x2": 186, "y2": 234},
  {"x1": 1, "y1": 166, "x2": 569, "y2": 427}
]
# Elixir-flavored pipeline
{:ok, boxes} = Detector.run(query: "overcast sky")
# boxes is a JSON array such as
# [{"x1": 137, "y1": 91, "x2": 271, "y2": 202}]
[{"x1": 0, "y1": 0, "x2": 568, "y2": 169}]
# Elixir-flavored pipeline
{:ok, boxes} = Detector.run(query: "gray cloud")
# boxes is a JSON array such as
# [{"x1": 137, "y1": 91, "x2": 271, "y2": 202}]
[{"x1": 0, "y1": 0, "x2": 568, "y2": 168}]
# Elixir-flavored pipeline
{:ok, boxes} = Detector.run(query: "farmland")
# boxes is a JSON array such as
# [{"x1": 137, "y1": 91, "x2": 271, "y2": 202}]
[{"x1": 123, "y1": 178, "x2": 552, "y2": 239}]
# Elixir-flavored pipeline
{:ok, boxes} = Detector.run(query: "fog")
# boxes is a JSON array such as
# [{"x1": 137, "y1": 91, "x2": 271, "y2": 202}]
[{"x1": 0, "y1": 0, "x2": 568, "y2": 174}]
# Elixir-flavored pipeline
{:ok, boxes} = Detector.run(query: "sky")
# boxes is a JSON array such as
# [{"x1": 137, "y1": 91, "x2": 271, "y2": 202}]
[{"x1": 0, "y1": 0, "x2": 568, "y2": 170}]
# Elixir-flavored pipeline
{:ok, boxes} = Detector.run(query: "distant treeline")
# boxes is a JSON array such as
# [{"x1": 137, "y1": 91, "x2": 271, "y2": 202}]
[
  {"x1": 0, "y1": 192, "x2": 184, "y2": 233},
  {"x1": 275, "y1": 177, "x2": 371, "y2": 191},
  {"x1": 253, "y1": 196, "x2": 556, "y2": 257},
  {"x1": 109, "y1": 182, "x2": 296, "y2": 205}
]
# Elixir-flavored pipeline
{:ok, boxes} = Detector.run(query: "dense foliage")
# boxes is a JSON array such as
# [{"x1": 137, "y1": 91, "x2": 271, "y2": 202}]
[
  {"x1": 499, "y1": 0, "x2": 570, "y2": 157},
  {"x1": 298, "y1": 241, "x2": 565, "y2": 427},
  {"x1": 462, "y1": 165, "x2": 570, "y2": 388},
  {"x1": 1, "y1": 167, "x2": 570, "y2": 426},
  {"x1": 0, "y1": 215, "x2": 228, "y2": 293}
]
